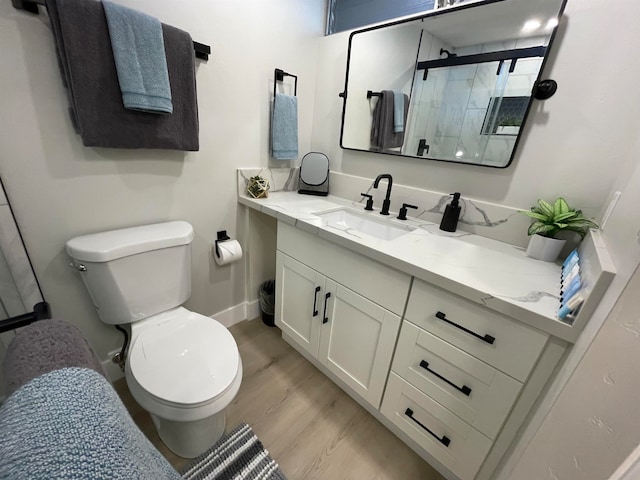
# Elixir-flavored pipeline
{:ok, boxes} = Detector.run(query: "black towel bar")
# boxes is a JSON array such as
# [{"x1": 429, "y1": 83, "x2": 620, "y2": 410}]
[
  {"x1": 367, "y1": 90, "x2": 382, "y2": 99},
  {"x1": 0, "y1": 302, "x2": 51, "y2": 333},
  {"x1": 274, "y1": 68, "x2": 297, "y2": 98},
  {"x1": 12, "y1": 0, "x2": 212, "y2": 61}
]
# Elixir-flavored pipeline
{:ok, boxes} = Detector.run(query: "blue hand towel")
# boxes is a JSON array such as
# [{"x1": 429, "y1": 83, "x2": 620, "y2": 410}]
[
  {"x1": 393, "y1": 90, "x2": 405, "y2": 133},
  {"x1": 103, "y1": 1, "x2": 173, "y2": 114},
  {"x1": 271, "y1": 93, "x2": 298, "y2": 160}
]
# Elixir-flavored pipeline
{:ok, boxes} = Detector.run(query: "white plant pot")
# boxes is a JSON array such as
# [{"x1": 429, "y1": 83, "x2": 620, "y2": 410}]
[{"x1": 525, "y1": 234, "x2": 566, "y2": 262}]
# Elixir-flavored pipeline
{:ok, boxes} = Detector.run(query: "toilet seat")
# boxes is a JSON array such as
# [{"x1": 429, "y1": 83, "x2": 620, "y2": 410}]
[{"x1": 125, "y1": 307, "x2": 242, "y2": 422}]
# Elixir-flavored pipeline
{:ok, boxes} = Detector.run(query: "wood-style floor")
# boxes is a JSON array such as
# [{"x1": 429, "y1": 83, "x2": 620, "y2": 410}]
[{"x1": 115, "y1": 318, "x2": 444, "y2": 479}]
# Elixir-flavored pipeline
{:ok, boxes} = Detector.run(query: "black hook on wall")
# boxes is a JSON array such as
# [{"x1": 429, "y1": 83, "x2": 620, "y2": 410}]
[
  {"x1": 439, "y1": 48, "x2": 457, "y2": 58},
  {"x1": 534, "y1": 79, "x2": 558, "y2": 100}
]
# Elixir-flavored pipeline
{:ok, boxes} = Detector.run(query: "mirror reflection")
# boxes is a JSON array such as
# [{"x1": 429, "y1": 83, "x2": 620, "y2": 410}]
[{"x1": 340, "y1": 0, "x2": 567, "y2": 168}]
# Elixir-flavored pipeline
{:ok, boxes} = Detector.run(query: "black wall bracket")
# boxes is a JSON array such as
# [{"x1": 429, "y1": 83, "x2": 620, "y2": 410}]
[
  {"x1": 533, "y1": 79, "x2": 558, "y2": 100},
  {"x1": 214, "y1": 230, "x2": 231, "y2": 259},
  {"x1": 274, "y1": 68, "x2": 297, "y2": 98},
  {"x1": 0, "y1": 302, "x2": 52, "y2": 333}
]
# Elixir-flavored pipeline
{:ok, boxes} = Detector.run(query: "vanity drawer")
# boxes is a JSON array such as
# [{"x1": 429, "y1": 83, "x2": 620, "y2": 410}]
[
  {"x1": 392, "y1": 321, "x2": 522, "y2": 439},
  {"x1": 381, "y1": 372, "x2": 492, "y2": 480},
  {"x1": 405, "y1": 279, "x2": 549, "y2": 381}
]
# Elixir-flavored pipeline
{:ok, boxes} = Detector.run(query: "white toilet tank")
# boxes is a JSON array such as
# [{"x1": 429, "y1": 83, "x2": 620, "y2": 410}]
[{"x1": 66, "y1": 221, "x2": 195, "y2": 325}]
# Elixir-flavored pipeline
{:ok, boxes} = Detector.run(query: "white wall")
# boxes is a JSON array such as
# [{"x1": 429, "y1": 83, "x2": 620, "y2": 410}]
[
  {"x1": 312, "y1": 0, "x2": 640, "y2": 478},
  {"x1": 507, "y1": 264, "x2": 640, "y2": 480},
  {"x1": 312, "y1": 0, "x2": 638, "y2": 215},
  {"x1": 494, "y1": 121, "x2": 640, "y2": 480},
  {"x1": 0, "y1": 0, "x2": 325, "y2": 363}
]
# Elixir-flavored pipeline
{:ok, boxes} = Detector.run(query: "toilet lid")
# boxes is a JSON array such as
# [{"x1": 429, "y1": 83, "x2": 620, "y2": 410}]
[{"x1": 128, "y1": 311, "x2": 239, "y2": 405}]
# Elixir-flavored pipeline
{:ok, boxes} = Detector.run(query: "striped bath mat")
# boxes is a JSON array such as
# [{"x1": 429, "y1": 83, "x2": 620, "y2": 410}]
[{"x1": 181, "y1": 423, "x2": 286, "y2": 480}]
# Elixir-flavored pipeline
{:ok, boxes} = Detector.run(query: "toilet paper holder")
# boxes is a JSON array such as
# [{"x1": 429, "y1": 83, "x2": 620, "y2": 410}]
[{"x1": 215, "y1": 230, "x2": 231, "y2": 259}]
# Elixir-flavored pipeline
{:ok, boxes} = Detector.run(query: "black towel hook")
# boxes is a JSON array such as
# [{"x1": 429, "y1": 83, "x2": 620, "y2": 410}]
[{"x1": 274, "y1": 68, "x2": 297, "y2": 99}]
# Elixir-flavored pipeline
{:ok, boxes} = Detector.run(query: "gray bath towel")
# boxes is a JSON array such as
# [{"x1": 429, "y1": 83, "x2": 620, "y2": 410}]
[
  {"x1": 370, "y1": 90, "x2": 409, "y2": 151},
  {"x1": 103, "y1": 1, "x2": 173, "y2": 114},
  {"x1": 3, "y1": 318, "x2": 106, "y2": 396},
  {"x1": 47, "y1": 0, "x2": 199, "y2": 150}
]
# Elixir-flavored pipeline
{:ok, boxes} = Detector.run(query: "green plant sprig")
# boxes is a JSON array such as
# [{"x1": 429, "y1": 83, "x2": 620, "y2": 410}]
[{"x1": 519, "y1": 198, "x2": 599, "y2": 239}]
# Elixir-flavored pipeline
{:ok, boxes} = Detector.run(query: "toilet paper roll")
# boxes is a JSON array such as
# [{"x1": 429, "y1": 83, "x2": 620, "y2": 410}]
[{"x1": 214, "y1": 239, "x2": 243, "y2": 266}]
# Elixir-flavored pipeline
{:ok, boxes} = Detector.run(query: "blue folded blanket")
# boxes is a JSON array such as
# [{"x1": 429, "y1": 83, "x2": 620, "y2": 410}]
[
  {"x1": 271, "y1": 93, "x2": 298, "y2": 160},
  {"x1": 103, "y1": 1, "x2": 173, "y2": 114},
  {"x1": 0, "y1": 367, "x2": 181, "y2": 479}
]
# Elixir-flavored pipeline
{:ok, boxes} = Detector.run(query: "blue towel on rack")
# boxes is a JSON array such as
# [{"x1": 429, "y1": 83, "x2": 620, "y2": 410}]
[
  {"x1": 393, "y1": 90, "x2": 405, "y2": 133},
  {"x1": 271, "y1": 93, "x2": 298, "y2": 160},
  {"x1": 103, "y1": 1, "x2": 173, "y2": 114},
  {"x1": 47, "y1": 0, "x2": 199, "y2": 150}
]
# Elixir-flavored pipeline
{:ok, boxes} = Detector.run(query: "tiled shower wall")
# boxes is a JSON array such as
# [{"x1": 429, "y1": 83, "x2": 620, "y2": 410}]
[{"x1": 409, "y1": 36, "x2": 545, "y2": 166}]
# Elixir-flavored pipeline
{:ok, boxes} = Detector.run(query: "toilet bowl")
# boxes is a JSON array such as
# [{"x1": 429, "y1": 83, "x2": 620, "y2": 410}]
[
  {"x1": 66, "y1": 221, "x2": 243, "y2": 458},
  {"x1": 125, "y1": 307, "x2": 242, "y2": 458}
]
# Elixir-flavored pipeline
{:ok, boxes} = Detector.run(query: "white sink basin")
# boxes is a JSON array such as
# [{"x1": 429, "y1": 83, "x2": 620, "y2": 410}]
[{"x1": 314, "y1": 208, "x2": 414, "y2": 241}]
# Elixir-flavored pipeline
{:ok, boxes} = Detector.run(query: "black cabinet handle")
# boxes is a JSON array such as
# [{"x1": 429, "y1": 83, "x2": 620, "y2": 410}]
[
  {"x1": 435, "y1": 311, "x2": 495, "y2": 345},
  {"x1": 404, "y1": 408, "x2": 450, "y2": 447},
  {"x1": 312, "y1": 286, "x2": 321, "y2": 317},
  {"x1": 420, "y1": 360, "x2": 472, "y2": 396},
  {"x1": 323, "y1": 292, "x2": 331, "y2": 324}
]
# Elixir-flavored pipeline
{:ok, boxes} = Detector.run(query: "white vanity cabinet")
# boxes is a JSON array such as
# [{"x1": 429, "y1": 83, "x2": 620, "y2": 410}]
[
  {"x1": 381, "y1": 278, "x2": 561, "y2": 480},
  {"x1": 240, "y1": 179, "x2": 612, "y2": 480},
  {"x1": 275, "y1": 222, "x2": 411, "y2": 409}
]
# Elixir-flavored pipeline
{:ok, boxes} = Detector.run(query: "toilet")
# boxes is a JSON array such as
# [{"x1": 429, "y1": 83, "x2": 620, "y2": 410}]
[{"x1": 66, "y1": 221, "x2": 242, "y2": 458}]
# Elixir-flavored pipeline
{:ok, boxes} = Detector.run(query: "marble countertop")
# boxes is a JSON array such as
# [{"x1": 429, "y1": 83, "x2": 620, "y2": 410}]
[{"x1": 239, "y1": 191, "x2": 575, "y2": 342}]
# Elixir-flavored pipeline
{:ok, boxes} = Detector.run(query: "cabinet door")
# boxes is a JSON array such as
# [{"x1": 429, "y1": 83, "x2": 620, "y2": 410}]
[
  {"x1": 276, "y1": 252, "x2": 324, "y2": 358},
  {"x1": 319, "y1": 279, "x2": 401, "y2": 409}
]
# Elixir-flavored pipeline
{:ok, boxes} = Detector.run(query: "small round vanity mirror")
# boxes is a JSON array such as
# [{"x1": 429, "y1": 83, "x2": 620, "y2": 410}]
[{"x1": 298, "y1": 152, "x2": 330, "y2": 196}]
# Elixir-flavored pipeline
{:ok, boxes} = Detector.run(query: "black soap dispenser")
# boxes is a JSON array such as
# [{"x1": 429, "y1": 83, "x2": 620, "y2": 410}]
[{"x1": 439, "y1": 192, "x2": 461, "y2": 232}]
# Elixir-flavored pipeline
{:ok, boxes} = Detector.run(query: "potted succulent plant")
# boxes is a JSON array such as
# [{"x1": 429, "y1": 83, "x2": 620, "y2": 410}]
[{"x1": 520, "y1": 198, "x2": 599, "y2": 262}]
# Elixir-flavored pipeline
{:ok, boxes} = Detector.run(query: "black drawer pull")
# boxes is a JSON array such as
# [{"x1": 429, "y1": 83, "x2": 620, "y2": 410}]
[
  {"x1": 312, "y1": 286, "x2": 321, "y2": 317},
  {"x1": 435, "y1": 311, "x2": 495, "y2": 345},
  {"x1": 420, "y1": 360, "x2": 472, "y2": 396},
  {"x1": 404, "y1": 408, "x2": 450, "y2": 447},
  {"x1": 323, "y1": 292, "x2": 331, "y2": 324}
]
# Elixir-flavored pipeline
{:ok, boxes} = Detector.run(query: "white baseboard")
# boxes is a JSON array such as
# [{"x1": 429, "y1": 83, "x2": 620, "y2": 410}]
[
  {"x1": 211, "y1": 299, "x2": 260, "y2": 328},
  {"x1": 102, "y1": 300, "x2": 260, "y2": 382},
  {"x1": 246, "y1": 299, "x2": 261, "y2": 322}
]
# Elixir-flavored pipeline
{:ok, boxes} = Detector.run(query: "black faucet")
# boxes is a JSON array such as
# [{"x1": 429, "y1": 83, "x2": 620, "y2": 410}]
[
  {"x1": 373, "y1": 174, "x2": 393, "y2": 215},
  {"x1": 397, "y1": 203, "x2": 418, "y2": 220}
]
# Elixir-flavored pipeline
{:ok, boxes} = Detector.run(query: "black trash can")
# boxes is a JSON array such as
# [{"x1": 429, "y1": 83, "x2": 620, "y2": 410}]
[{"x1": 259, "y1": 280, "x2": 276, "y2": 327}]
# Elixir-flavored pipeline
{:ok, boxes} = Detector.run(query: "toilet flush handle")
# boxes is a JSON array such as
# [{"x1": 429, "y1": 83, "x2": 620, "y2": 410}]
[{"x1": 69, "y1": 262, "x2": 87, "y2": 272}]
